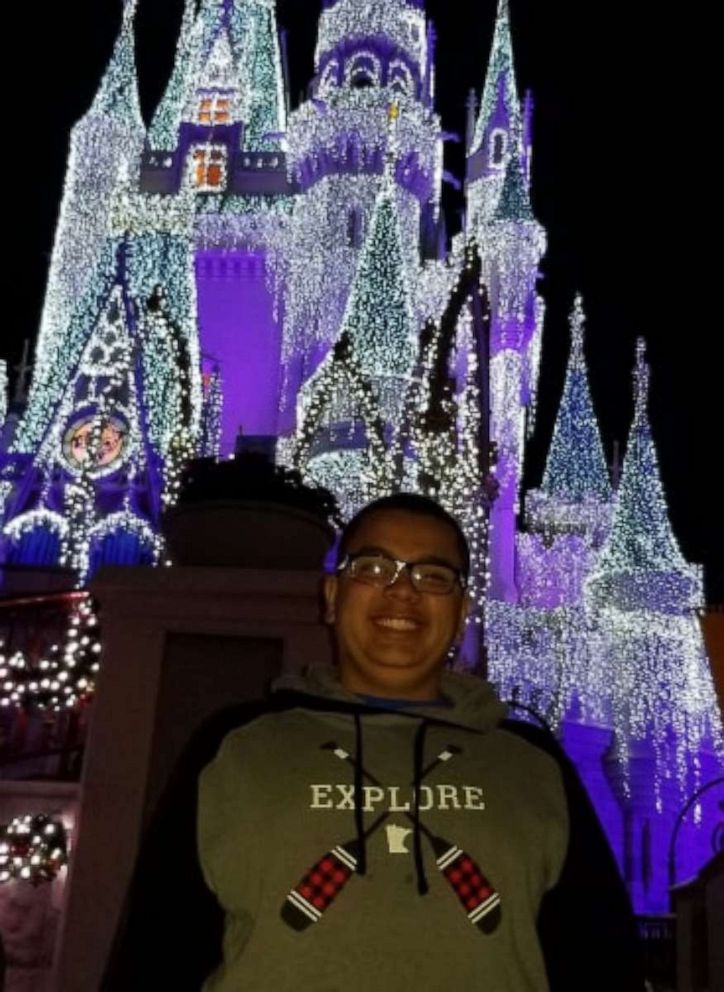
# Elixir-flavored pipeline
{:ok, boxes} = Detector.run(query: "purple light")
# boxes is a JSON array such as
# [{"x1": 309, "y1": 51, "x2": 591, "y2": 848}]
[{"x1": 195, "y1": 250, "x2": 282, "y2": 454}]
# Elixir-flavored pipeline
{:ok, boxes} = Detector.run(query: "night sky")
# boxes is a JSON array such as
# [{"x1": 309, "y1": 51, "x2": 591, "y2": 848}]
[{"x1": 6, "y1": 1, "x2": 721, "y2": 598}]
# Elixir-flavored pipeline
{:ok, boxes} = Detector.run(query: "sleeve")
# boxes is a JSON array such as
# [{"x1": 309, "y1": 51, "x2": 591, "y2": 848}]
[
  {"x1": 102, "y1": 701, "x2": 271, "y2": 991},
  {"x1": 502, "y1": 719, "x2": 646, "y2": 992}
]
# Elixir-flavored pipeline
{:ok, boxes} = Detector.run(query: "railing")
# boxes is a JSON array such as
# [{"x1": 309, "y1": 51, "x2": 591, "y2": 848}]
[{"x1": 638, "y1": 915, "x2": 676, "y2": 990}]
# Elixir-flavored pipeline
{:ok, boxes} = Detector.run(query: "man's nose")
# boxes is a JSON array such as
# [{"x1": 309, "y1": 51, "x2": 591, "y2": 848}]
[{"x1": 385, "y1": 565, "x2": 419, "y2": 597}]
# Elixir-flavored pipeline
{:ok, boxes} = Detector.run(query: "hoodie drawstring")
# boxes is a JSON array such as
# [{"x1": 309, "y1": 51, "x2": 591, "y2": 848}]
[
  {"x1": 412, "y1": 720, "x2": 430, "y2": 895},
  {"x1": 353, "y1": 712, "x2": 367, "y2": 876},
  {"x1": 351, "y1": 713, "x2": 430, "y2": 894}
]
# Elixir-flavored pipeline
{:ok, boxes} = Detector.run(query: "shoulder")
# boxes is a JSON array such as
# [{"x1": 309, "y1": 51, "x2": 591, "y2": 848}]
[
  {"x1": 498, "y1": 718, "x2": 568, "y2": 761},
  {"x1": 492, "y1": 717, "x2": 571, "y2": 778},
  {"x1": 493, "y1": 719, "x2": 596, "y2": 826}
]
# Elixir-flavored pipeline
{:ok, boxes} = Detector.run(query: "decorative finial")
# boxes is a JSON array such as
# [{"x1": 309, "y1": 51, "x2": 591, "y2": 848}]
[
  {"x1": 569, "y1": 294, "x2": 585, "y2": 364},
  {"x1": 633, "y1": 337, "x2": 650, "y2": 422}
]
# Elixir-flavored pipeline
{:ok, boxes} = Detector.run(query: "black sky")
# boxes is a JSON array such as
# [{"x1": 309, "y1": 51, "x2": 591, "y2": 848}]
[{"x1": 6, "y1": 1, "x2": 721, "y2": 598}]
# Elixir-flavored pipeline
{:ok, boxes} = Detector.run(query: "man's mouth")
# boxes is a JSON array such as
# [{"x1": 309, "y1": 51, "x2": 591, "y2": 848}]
[{"x1": 372, "y1": 616, "x2": 422, "y2": 632}]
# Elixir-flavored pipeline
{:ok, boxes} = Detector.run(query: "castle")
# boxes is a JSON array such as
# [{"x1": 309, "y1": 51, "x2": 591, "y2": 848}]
[{"x1": 0, "y1": 0, "x2": 720, "y2": 915}]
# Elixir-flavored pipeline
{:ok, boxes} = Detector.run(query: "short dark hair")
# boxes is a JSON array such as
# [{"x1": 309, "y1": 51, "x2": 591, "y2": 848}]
[{"x1": 337, "y1": 493, "x2": 470, "y2": 576}]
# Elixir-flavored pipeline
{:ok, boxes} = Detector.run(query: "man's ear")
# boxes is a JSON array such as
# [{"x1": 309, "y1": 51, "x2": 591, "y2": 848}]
[{"x1": 323, "y1": 574, "x2": 338, "y2": 624}]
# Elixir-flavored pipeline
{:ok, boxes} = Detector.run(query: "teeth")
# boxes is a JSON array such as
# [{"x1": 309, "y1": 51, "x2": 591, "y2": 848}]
[{"x1": 375, "y1": 618, "x2": 418, "y2": 631}]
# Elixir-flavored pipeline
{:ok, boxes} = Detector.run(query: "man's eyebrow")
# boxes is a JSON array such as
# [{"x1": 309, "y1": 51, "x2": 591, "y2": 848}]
[
  {"x1": 348, "y1": 546, "x2": 460, "y2": 568},
  {"x1": 347, "y1": 544, "x2": 393, "y2": 557}
]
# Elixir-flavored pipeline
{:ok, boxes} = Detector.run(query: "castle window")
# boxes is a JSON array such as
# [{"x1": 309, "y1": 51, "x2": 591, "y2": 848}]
[
  {"x1": 346, "y1": 53, "x2": 381, "y2": 91},
  {"x1": 347, "y1": 207, "x2": 363, "y2": 248},
  {"x1": 388, "y1": 61, "x2": 413, "y2": 97},
  {"x1": 491, "y1": 129, "x2": 507, "y2": 166},
  {"x1": 190, "y1": 143, "x2": 228, "y2": 191},
  {"x1": 351, "y1": 71, "x2": 374, "y2": 90},
  {"x1": 197, "y1": 92, "x2": 233, "y2": 126},
  {"x1": 319, "y1": 60, "x2": 340, "y2": 94}
]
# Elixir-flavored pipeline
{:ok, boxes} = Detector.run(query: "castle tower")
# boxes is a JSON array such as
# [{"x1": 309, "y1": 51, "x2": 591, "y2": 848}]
[
  {"x1": 291, "y1": 158, "x2": 417, "y2": 517},
  {"x1": 14, "y1": 0, "x2": 146, "y2": 457},
  {"x1": 280, "y1": 0, "x2": 443, "y2": 432},
  {"x1": 465, "y1": 0, "x2": 546, "y2": 602},
  {"x1": 518, "y1": 297, "x2": 612, "y2": 607},
  {"x1": 585, "y1": 340, "x2": 720, "y2": 913},
  {"x1": 143, "y1": 0, "x2": 292, "y2": 456}
]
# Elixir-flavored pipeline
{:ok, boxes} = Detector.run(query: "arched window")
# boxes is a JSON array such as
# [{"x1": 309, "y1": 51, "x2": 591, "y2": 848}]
[
  {"x1": 346, "y1": 53, "x2": 381, "y2": 91},
  {"x1": 319, "y1": 60, "x2": 340, "y2": 94},
  {"x1": 87, "y1": 513, "x2": 158, "y2": 577},
  {"x1": 351, "y1": 70, "x2": 374, "y2": 89},
  {"x1": 4, "y1": 512, "x2": 67, "y2": 568},
  {"x1": 88, "y1": 530, "x2": 156, "y2": 575},
  {"x1": 388, "y1": 61, "x2": 413, "y2": 98}
]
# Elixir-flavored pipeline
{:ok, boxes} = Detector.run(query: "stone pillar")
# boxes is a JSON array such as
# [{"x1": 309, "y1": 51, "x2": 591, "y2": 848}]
[
  {"x1": 561, "y1": 720, "x2": 623, "y2": 872},
  {"x1": 53, "y1": 565, "x2": 332, "y2": 991}
]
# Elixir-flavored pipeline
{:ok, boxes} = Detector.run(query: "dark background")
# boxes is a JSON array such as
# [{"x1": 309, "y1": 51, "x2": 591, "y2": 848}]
[{"x1": 5, "y1": 1, "x2": 721, "y2": 598}]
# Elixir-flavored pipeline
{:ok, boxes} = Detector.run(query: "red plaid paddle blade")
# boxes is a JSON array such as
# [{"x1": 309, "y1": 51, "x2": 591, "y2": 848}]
[
  {"x1": 432, "y1": 835, "x2": 502, "y2": 934},
  {"x1": 281, "y1": 843, "x2": 358, "y2": 931}
]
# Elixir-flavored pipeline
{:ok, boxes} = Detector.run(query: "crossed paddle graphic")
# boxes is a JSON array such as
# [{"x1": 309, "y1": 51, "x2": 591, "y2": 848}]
[{"x1": 281, "y1": 741, "x2": 502, "y2": 934}]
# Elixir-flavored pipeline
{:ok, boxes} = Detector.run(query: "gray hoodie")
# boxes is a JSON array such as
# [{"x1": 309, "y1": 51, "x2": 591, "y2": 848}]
[
  {"x1": 198, "y1": 668, "x2": 569, "y2": 991},
  {"x1": 105, "y1": 665, "x2": 644, "y2": 990}
]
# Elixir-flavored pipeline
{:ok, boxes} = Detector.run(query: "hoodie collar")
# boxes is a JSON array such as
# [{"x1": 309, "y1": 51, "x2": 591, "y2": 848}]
[{"x1": 273, "y1": 665, "x2": 507, "y2": 734}]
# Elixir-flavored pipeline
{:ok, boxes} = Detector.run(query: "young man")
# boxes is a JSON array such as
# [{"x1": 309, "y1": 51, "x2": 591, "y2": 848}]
[{"x1": 106, "y1": 494, "x2": 644, "y2": 990}]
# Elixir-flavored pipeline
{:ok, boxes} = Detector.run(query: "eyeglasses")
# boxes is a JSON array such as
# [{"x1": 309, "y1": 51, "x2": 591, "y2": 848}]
[{"x1": 337, "y1": 552, "x2": 467, "y2": 595}]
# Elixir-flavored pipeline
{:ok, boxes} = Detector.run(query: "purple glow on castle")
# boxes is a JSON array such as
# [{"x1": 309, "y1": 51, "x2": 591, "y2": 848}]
[
  {"x1": 0, "y1": 0, "x2": 721, "y2": 922},
  {"x1": 196, "y1": 250, "x2": 282, "y2": 453}
]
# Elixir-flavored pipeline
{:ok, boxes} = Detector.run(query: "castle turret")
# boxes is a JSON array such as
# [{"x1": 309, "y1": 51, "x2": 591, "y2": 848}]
[
  {"x1": 518, "y1": 297, "x2": 612, "y2": 607},
  {"x1": 281, "y1": 0, "x2": 443, "y2": 430},
  {"x1": 464, "y1": 0, "x2": 546, "y2": 602}
]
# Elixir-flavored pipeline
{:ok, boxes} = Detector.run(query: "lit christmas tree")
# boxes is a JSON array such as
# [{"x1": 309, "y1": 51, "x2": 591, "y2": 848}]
[{"x1": 339, "y1": 177, "x2": 417, "y2": 393}]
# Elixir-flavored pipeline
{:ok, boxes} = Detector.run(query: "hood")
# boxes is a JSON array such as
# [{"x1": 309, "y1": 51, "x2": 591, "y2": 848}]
[{"x1": 273, "y1": 665, "x2": 507, "y2": 735}]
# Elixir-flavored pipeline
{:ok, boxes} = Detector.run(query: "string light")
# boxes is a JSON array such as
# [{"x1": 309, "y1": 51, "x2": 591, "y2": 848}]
[
  {"x1": 0, "y1": 597, "x2": 100, "y2": 710},
  {"x1": 0, "y1": 815, "x2": 69, "y2": 885}
]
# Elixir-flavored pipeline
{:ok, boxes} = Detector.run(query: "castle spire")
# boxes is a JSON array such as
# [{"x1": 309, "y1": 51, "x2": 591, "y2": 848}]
[
  {"x1": 540, "y1": 296, "x2": 611, "y2": 504},
  {"x1": 469, "y1": 0, "x2": 521, "y2": 157},
  {"x1": 149, "y1": 0, "x2": 287, "y2": 152},
  {"x1": 149, "y1": 0, "x2": 199, "y2": 149},
  {"x1": 88, "y1": 0, "x2": 144, "y2": 131},
  {"x1": 587, "y1": 339, "x2": 701, "y2": 613}
]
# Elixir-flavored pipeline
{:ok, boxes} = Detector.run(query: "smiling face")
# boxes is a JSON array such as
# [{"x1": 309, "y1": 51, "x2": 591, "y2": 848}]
[{"x1": 324, "y1": 509, "x2": 469, "y2": 700}]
